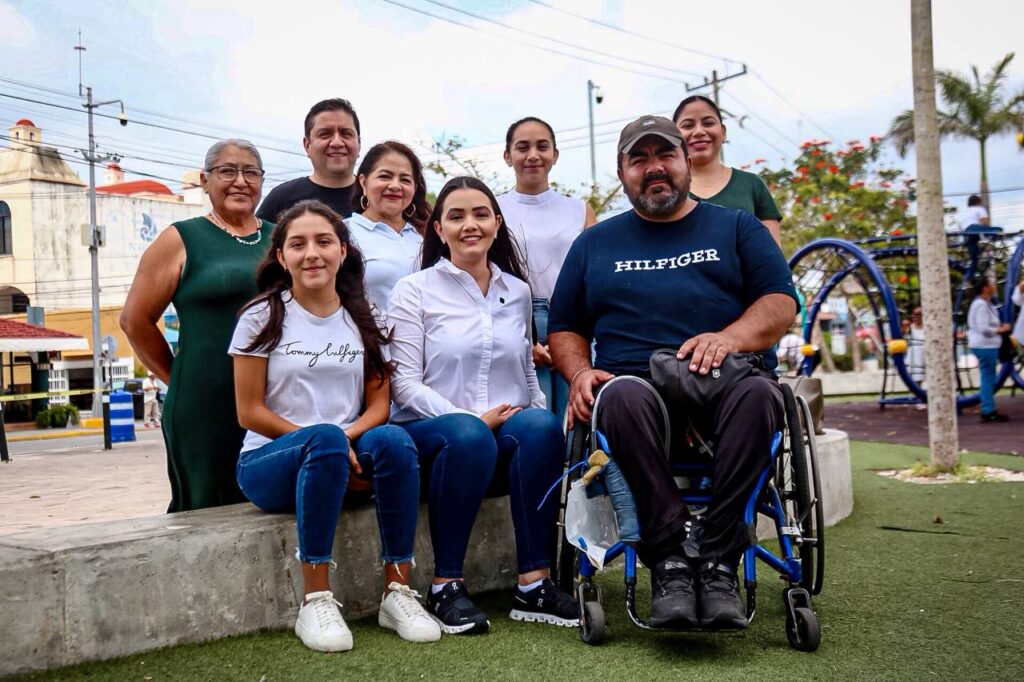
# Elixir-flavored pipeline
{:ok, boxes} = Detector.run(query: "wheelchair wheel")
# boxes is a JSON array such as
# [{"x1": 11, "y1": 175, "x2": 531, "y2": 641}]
[
  {"x1": 778, "y1": 383, "x2": 818, "y2": 593},
  {"x1": 796, "y1": 395, "x2": 826, "y2": 596},
  {"x1": 786, "y1": 607, "x2": 821, "y2": 652},
  {"x1": 553, "y1": 423, "x2": 589, "y2": 594},
  {"x1": 580, "y1": 600, "x2": 607, "y2": 646}
]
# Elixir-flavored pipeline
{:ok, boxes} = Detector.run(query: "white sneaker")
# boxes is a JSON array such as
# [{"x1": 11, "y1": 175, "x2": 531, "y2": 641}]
[
  {"x1": 295, "y1": 591, "x2": 353, "y2": 652},
  {"x1": 378, "y1": 582, "x2": 442, "y2": 642}
]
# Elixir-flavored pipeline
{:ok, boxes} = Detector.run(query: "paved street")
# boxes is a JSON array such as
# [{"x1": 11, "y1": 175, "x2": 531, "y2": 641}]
[{"x1": 0, "y1": 428, "x2": 169, "y2": 535}]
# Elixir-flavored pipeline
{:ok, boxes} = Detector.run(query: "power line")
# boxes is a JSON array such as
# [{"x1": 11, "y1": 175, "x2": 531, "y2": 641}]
[
  {"x1": 748, "y1": 69, "x2": 837, "y2": 140},
  {"x1": 378, "y1": 0, "x2": 692, "y2": 85},
  {"x1": 419, "y1": 0, "x2": 702, "y2": 79},
  {"x1": 524, "y1": 0, "x2": 740, "y2": 66}
]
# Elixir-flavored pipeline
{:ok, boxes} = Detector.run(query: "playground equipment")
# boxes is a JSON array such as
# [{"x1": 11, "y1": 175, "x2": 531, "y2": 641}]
[{"x1": 788, "y1": 230, "x2": 1024, "y2": 408}]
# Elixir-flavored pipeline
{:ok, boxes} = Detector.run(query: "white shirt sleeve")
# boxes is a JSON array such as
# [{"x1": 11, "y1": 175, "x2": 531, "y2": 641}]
[
  {"x1": 387, "y1": 278, "x2": 475, "y2": 419},
  {"x1": 524, "y1": 301, "x2": 546, "y2": 409},
  {"x1": 1012, "y1": 285, "x2": 1024, "y2": 308},
  {"x1": 228, "y1": 302, "x2": 272, "y2": 358}
]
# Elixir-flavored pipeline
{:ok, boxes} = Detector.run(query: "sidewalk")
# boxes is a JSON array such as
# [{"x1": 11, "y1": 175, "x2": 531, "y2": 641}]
[{"x1": 0, "y1": 437, "x2": 169, "y2": 535}]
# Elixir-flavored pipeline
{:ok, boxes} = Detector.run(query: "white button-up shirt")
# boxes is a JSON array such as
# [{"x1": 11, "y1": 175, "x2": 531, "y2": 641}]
[
  {"x1": 347, "y1": 212, "x2": 423, "y2": 313},
  {"x1": 387, "y1": 258, "x2": 545, "y2": 422}
]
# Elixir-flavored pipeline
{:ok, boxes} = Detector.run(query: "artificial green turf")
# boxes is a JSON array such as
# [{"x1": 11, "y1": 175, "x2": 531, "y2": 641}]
[{"x1": 13, "y1": 443, "x2": 1024, "y2": 682}]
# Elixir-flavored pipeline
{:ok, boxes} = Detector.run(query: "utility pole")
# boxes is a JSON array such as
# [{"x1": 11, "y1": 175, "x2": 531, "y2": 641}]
[
  {"x1": 75, "y1": 36, "x2": 125, "y2": 416},
  {"x1": 910, "y1": 0, "x2": 959, "y2": 469},
  {"x1": 685, "y1": 65, "x2": 748, "y2": 163},
  {"x1": 586, "y1": 80, "x2": 602, "y2": 188}
]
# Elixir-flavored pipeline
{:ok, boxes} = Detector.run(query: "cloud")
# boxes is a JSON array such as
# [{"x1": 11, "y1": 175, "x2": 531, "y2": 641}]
[{"x1": 0, "y1": 2, "x2": 38, "y2": 48}]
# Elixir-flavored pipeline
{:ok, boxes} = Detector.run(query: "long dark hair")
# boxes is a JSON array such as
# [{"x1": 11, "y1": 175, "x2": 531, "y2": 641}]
[
  {"x1": 350, "y1": 141, "x2": 431, "y2": 234},
  {"x1": 421, "y1": 176, "x2": 528, "y2": 284},
  {"x1": 239, "y1": 200, "x2": 393, "y2": 382},
  {"x1": 673, "y1": 94, "x2": 723, "y2": 125}
]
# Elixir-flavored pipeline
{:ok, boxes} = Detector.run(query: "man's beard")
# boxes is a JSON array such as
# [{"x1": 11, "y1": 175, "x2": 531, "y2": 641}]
[{"x1": 625, "y1": 171, "x2": 688, "y2": 218}]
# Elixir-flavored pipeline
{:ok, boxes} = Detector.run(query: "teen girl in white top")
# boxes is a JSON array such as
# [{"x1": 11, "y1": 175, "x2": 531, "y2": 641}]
[
  {"x1": 348, "y1": 141, "x2": 430, "y2": 312},
  {"x1": 230, "y1": 200, "x2": 439, "y2": 652},
  {"x1": 387, "y1": 176, "x2": 579, "y2": 635},
  {"x1": 496, "y1": 117, "x2": 597, "y2": 419}
]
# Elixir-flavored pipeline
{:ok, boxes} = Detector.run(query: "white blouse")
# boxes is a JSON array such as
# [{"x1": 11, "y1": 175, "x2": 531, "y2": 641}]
[{"x1": 387, "y1": 258, "x2": 545, "y2": 422}]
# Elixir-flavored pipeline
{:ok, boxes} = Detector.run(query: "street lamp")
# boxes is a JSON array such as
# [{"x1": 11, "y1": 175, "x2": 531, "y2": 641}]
[{"x1": 587, "y1": 80, "x2": 603, "y2": 188}]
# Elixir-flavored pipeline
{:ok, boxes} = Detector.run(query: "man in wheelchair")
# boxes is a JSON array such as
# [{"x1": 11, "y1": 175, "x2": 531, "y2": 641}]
[{"x1": 548, "y1": 116, "x2": 799, "y2": 630}]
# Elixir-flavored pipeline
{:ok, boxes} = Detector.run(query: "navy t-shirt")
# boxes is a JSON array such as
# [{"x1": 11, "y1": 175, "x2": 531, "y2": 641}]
[{"x1": 548, "y1": 202, "x2": 798, "y2": 374}]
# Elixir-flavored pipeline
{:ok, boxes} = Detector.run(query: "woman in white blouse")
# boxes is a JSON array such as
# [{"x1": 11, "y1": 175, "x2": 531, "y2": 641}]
[
  {"x1": 388, "y1": 176, "x2": 577, "y2": 635},
  {"x1": 348, "y1": 141, "x2": 431, "y2": 312}
]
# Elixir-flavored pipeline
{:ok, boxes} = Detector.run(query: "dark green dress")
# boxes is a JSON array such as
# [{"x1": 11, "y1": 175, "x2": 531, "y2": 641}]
[{"x1": 161, "y1": 216, "x2": 273, "y2": 512}]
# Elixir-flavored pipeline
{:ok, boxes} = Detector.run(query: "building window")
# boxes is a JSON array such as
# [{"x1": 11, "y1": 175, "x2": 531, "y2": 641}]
[{"x1": 0, "y1": 201, "x2": 11, "y2": 255}]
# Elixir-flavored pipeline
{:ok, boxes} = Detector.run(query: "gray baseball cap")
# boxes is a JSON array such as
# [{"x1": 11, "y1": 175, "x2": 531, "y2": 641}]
[{"x1": 617, "y1": 115, "x2": 684, "y2": 154}]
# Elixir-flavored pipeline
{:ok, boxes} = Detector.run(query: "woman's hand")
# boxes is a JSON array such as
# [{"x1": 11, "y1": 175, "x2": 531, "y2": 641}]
[
  {"x1": 533, "y1": 343, "x2": 552, "y2": 367},
  {"x1": 347, "y1": 445, "x2": 372, "y2": 492},
  {"x1": 481, "y1": 402, "x2": 522, "y2": 430}
]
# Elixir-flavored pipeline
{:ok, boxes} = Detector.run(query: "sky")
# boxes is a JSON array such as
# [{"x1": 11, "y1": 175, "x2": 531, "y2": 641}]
[{"x1": 1, "y1": 0, "x2": 1023, "y2": 220}]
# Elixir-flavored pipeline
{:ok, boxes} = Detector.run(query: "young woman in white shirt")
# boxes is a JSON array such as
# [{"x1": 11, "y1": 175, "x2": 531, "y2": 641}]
[
  {"x1": 388, "y1": 176, "x2": 578, "y2": 635},
  {"x1": 348, "y1": 141, "x2": 431, "y2": 312},
  {"x1": 497, "y1": 117, "x2": 597, "y2": 419},
  {"x1": 231, "y1": 200, "x2": 440, "y2": 652}
]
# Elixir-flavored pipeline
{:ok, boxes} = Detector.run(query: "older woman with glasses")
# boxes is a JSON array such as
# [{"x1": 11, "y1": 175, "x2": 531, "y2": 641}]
[{"x1": 121, "y1": 138, "x2": 274, "y2": 512}]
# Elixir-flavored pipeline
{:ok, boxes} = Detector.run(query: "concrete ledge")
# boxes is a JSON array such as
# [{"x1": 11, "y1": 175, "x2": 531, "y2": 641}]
[
  {"x1": 0, "y1": 498, "x2": 517, "y2": 677},
  {"x1": 1, "y1": 430, "x2": 852, "y2": 676}
]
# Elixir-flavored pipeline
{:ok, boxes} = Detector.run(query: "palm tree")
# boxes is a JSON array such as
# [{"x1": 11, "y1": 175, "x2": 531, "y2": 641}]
[{"x1": 888, "y1": 52, "x2": 1024, "y2": 210}]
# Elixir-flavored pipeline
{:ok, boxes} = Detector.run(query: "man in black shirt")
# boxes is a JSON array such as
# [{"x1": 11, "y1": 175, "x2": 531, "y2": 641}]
[{"x1": 257, "y1": 99, "x2": 362, "y2": 222}]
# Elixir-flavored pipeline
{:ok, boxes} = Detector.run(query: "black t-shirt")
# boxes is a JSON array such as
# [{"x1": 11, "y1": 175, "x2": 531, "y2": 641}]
[
  {"x1": 256, "y1": 177, "x2": 355, "y2": 223},
  {"x1": 548, "y1": 202, "x2": 798, "y2": 374}
]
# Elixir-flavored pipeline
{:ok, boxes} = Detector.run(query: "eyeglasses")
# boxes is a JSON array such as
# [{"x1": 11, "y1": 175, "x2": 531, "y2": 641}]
[{"x1": 207, "y1": 165, "x2": 265, "y2": 183}]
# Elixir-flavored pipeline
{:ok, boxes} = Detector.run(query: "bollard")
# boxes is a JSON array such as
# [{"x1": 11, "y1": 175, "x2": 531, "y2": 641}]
[
  {"x1": 102, "y1": 393, "x2": 112, "y2": 451},
  {"x1": 0, "y1": 401, "x2": 10, "y2": 463}
]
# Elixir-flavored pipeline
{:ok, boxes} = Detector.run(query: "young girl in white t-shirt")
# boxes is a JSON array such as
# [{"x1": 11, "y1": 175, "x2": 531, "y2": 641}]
[
  {"x1": 230, "y1": 200, "x2": 439, "y2": 652},
  {"x1": 497, "y1": 117, "x2": 597, "y2": 420}
]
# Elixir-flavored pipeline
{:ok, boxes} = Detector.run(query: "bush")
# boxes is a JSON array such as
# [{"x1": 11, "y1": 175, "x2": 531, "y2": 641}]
[{"x1": 34, "y1": 404, "x2": 80, "y2": 429}]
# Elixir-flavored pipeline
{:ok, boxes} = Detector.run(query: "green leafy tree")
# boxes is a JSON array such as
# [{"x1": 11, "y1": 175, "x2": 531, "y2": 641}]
[
  {"x1": 757, "y1": 137, "x2": 916, "y2": 256},
  {"x1": 887, "y1": 52, "x2": 1024, "y2": 209}
]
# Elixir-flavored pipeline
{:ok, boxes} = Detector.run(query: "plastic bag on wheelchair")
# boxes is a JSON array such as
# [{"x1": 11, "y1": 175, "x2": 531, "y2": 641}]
[{"x1": 564, "y1": 479, "x2": 620, "y2": 570}]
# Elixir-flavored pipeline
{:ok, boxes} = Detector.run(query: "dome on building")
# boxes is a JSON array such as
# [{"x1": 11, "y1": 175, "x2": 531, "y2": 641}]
[{"x1": 14, "y1": 118, "x2": 36, "y2": 127}]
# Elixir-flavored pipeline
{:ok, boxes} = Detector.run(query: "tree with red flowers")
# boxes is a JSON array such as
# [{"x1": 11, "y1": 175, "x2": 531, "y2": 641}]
[{"x1": 757, "y1": 137, "x2": 917, "y2": 256}]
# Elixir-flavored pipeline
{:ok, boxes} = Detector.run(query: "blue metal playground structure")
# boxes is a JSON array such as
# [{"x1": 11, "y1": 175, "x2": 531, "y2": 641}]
[{"x1": 788, "y1": 230, "x2": 1024, "y2": 408}]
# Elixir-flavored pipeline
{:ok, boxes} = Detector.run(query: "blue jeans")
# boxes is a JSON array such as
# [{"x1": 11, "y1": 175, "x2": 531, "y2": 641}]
[
  {"x1": 237, "y1": 424, "x2": 419, "y2": 564},
  {"x1": 401, "y1": 408, "x2": 565, "y2": 578},
  {"x1": 971, "y1": 347, "x2": 999, "y2": 415},
  {"x1": 533, "y1": 299, "x2": 569, "y2": 419}
]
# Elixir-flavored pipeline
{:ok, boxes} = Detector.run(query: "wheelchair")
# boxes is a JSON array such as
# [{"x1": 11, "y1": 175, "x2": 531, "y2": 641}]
[{"x1": 550, "y1": 380, "x2": 825, "y2": 651}]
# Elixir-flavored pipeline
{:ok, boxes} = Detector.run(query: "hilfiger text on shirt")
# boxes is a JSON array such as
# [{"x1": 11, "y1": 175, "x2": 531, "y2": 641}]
[
  {"x1": 279, "y1": 341, "x2": 364, "y2": 367},
  {"x1": 613, "y1": 248, "x2": 720, "y2": 273}
]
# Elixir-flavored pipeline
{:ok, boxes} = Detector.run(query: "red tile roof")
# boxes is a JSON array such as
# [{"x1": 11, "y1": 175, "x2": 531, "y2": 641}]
[
  {"x1": 0, "y1": 318, "x2": 84, "y2": 340},
  {"x1": 96, "y1": 179, "x2": 174, "y2": 196}
]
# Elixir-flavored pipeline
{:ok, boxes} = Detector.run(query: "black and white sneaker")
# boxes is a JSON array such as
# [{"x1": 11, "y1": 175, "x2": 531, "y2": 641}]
[
  {"x1": 425, "y1": 581, "x2": 490, "y2": 635},
  {"x1": 509, "y1": 578, "x2": 580, "y2": 627}
]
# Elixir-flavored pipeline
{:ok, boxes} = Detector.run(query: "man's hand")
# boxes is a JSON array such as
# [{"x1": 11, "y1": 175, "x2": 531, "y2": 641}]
[
  {"x1": 532, "y1": 343, "x2": 552, "y2": 367},
  {"x1": 568, "y1": 369, "x2": 614, "y2": 428},
  {"x1": 677, "y1": 332, "x2": 740, "y2": 375}
]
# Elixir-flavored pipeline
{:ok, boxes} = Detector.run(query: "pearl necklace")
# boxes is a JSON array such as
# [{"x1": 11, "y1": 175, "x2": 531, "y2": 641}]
[{"x1": 208, "y1": 211, "x2": 263, "y2": 246}]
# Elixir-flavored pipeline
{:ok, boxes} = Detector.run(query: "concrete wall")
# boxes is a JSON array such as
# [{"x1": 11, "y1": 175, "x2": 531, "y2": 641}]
[{"x1": 0, "y1": 430, "x2": 852, "y2": 677}]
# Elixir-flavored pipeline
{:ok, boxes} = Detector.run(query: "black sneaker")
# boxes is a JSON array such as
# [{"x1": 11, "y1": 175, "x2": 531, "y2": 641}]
[
  {"x1": 649, "y1": 555, "x2": 698, "y2": 628},
  {"x1": 698, "y1": 561, "x2": 747, "y2": 629},
  {"x1": 425, "y1": 581, "x2": 490, "y2": 635},
  {"x1": 981, "y1": 411, "x2": 1010, "y2": 423},
  {"x1": 509, "y1": 577, "x2": 580, "y2": 627}
]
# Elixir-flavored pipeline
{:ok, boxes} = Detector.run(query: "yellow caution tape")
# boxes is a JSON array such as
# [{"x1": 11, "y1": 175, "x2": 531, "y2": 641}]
[{"x1": 0, "y1": 388, "x2": 99, "y2": 403}]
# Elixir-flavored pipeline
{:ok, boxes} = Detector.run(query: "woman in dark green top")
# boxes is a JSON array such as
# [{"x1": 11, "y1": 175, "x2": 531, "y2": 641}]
[
  {"x1": 673, "y1": 95, "x2": 783, "y2": 245},
  {"x1": 121, "y1": 139, "x2": 273, "y2": 512}
]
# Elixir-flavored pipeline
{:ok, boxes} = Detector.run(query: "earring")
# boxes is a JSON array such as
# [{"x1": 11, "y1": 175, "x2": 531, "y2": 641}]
[
  {"x1": 403, "y1": 204, "x2": 416, "y2": 218},
  {"x1": 360, "y1": 195, "x2": 369, "y2": 210}
]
